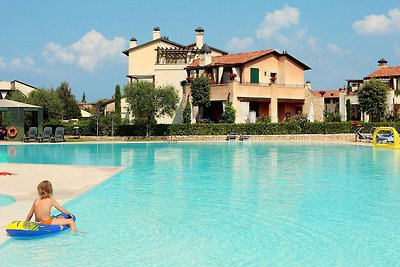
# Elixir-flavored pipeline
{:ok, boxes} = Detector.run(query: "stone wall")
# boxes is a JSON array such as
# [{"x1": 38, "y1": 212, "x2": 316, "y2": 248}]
[{"x1": 69, "y1": 133, "x2": 357, "y2": 143}]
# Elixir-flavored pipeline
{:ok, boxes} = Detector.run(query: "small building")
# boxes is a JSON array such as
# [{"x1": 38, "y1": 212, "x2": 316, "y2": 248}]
[
  {"x1": 0, "y1": 99, "x2": 43, "y2": 140},
  {"x1": 313, "y1": 90, "x2": 340, "y2": 114},
  {"x1": 312, "y1": 89, "x2": 362, "y2": 121},
  {"x1": 342, "y1": 58, "x2": 400, "y2": 121},
  {"x1": 0, "y1": 80, "x2": 37, "y2": 99}
]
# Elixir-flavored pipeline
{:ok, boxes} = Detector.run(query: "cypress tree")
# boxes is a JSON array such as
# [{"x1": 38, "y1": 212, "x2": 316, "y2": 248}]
[{"x1": 115, "y1": 85, "x2": 121, "y2": 125}]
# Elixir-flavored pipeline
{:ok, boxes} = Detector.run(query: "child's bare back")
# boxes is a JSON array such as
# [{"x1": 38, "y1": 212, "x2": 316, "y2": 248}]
[{"x1": 25, "y1": 180, "x2": 78, "y2": 232}]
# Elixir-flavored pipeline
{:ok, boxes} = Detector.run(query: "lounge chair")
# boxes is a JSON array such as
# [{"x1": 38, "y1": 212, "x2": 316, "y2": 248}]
[
  {"x1": 41, "y1": 127, "x2": 53, "y2": 142},
  {"x1": 226, "y1": 133, "x2": 237, "y2": 141},
  {"x1": 355, "y1": 127, "x2": 372, "y2": 141},
  {"x1": 23, "y1": 127, "x2": 38, "y2": 142},
  {"x1": 52, "y1": 127, "x2": 65, "y2": 142},
  {"x1": 239, "y1": 134, "x2": 251, "y2": 141}
]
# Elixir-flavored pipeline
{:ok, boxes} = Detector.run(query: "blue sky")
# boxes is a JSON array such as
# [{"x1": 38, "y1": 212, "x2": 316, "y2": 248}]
[{"x1": 1, "y1": 0, "x2": 400, "y2": 102}]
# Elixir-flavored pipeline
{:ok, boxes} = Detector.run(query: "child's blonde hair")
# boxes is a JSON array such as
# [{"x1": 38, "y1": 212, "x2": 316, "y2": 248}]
[{"x1": 37, "y1": 180, "x2": 53, "y2": 199}]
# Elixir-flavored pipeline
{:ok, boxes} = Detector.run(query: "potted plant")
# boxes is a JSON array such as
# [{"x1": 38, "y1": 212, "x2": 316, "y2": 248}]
[{"x1": 229, "y1": 73, "x2": 237, "y2": 80}]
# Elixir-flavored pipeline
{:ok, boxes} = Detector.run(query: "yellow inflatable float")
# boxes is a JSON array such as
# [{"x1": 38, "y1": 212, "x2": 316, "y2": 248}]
[{"x1": 372, "y1": 127, "x2": 400, "y2": 149}]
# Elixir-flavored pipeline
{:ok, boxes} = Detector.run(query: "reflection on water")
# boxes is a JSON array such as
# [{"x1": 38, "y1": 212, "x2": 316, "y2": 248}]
[{"x1": 0, "y1": 146, "x2": 9, "y2": 162}]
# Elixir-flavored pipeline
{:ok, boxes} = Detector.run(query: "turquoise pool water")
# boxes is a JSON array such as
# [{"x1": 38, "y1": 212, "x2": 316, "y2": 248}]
[
  {"x1": 0, "y1": 195, "x2": 14, "y2": 207},
  {"x1": 1, "y1": 142, "x2": 400, "y2": 266}
]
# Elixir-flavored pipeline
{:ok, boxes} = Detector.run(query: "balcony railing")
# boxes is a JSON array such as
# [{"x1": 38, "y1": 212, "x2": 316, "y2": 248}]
[
  {"x1": 239, "y1": 82, "x2": 305, "y2": 88},
  {"x1": 211, "y1": 82, "x2": 305, "y2": 88}
]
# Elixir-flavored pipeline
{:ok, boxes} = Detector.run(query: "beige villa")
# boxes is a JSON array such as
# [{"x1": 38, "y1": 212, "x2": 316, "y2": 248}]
[
  {"x1": 186, "y1": 48, "x2": 312, "y2": 123},
  {"x1": 324, "y1": 58, "x2": 400, "y2": 122},
  {"x1": 311, "y1": 59, "x2": 400, "y2": 122},
  {"x1": 123, "y1": 27, "x2": 227, "y2": 123}
]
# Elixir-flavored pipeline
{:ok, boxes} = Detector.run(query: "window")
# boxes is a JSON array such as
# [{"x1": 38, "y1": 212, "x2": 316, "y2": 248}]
[
  {"x1": 250, "y1": 68, "x2": 259, "y2": 83},
  {"x1": 270, "y1": 72, "x2": 277, "y2": 84}
]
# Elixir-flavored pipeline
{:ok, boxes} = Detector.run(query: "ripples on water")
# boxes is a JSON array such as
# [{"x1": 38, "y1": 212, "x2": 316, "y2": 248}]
[{"x1": 1, "y1": 143, "x2": 400, "y2": 266}]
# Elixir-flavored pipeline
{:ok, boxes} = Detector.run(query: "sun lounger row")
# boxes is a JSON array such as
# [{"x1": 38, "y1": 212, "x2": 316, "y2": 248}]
[
  {"x1": 23, "y1": 127, "x2": 65, "y2": 143},
  {"x1": 226, "y1": 134, "x2": 251, "y2": 141}
]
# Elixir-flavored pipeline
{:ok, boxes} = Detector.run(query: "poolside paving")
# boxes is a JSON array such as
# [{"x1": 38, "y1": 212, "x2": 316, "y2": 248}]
[{"x1": 0, "y1": 163, "x2": 124, "y2": 244}]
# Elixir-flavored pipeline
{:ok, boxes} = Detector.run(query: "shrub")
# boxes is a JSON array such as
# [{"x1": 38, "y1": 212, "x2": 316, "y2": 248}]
[
  {"x1": 114, "y1": 121, "x2": 359, "y2": 136},
  {"x1": 221, "y1": 102, "x2": 236, "y2": 123},
  {"x1": 325, "y1": 112, "x2": 341, "y2": 122},
  {"x1": 256, "y1": 116, "x2": 271, "y2": 123},
  {"x1": 183, "y1": 101, "x2": 191, "y2": 124}
]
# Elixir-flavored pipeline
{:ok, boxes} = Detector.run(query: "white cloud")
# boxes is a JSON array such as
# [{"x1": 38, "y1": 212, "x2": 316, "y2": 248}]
[
  {"x1": 226, "y1": 37, "x2": 253, "y2": 52},
  {"x1": 42, "y1": 42, "x2": 75, "y2": 64},
  {"x1": 294, "y1": 28, "x2": 307, "y2": 39},
  {"x1": 10, "y1": 56, "x2": 35, "y2": 70},
  {"x1": 307, "y1": 37, "x2": 321, "y2": 53},
  {"x1": 353, "y1": 8, "x2": 400, "y2": 34},
  {"x1": 0, "y1": 57, "x2": 6, "y2": 69},
  {"x1": 256, "y1": 5, "x2": 300, "y2": 39},
  {"x1": 42, "y1": 30, "x2": 126, "y2": 71},
  {"x1": 326, "y1": 43, "x2": 345, "y2": 55}
]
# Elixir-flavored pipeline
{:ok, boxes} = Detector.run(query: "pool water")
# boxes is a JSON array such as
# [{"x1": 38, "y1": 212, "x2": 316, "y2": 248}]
[
  {"x1": 1, "y1": 142, "x2": 400, "y2": 266},
  {"x1": 0, "y1": 195, "x2": 14, "y2": 207}
]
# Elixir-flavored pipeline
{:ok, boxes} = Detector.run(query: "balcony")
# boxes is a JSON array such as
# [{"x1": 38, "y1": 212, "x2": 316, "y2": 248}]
[{"x1": 210, "y1": 81, "x2": 306, "y2": 101}]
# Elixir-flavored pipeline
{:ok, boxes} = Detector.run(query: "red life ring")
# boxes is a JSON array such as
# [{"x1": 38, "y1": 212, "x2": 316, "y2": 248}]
[{"x1": 7, "y1": 127, "x2": 18, "y2": 138}]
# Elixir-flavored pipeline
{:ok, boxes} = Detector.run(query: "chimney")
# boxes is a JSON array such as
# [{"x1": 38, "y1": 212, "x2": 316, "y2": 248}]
[
  {"x1": 378, "y1": 58, "x2": 388, "y2": 68},
  {"x1": 153, "y1": 27, "x2": 160, "y2": 40},
  {"x1": 199, "y1": 44, "x2": 212, "y2": 66},
  {"x1": 306, "y1": 80, "x2": 311, "y2": 90},
  {"x1": 195, "y1": 27, "x2": 204, "y2": 49},
  {"x1": 130, "y1": 37, "x2": 137, "y2": 48}
]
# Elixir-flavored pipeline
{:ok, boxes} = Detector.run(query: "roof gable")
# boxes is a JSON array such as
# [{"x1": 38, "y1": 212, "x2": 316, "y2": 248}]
[
  {"x1": 313, "y1": 90, "x2": 340, "y2": 98},
  {"x1": 188, "y1": 49, "x2": 275, "y2": 68},
  {"x1": 0, "y1": 99, "x2": 41, "y2": 109},
  {"x1": 187, "y1": 49, "x2": 311, "y2": 70},
  {"x1": 122, "y1": 37, "x2": 186, "y2": 56},
  {"x1": 366, "y1": 66, "x2": 400, "y2": 78},
  {"x1": 185, "y1": 43, "x2": 228, "y2": 55}
]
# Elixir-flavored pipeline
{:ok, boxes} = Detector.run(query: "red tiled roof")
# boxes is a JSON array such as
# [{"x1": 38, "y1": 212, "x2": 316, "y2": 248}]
[
  {"x1": 188, "y1": 49, "x2": 275, "y2": 68},
  {"x1": 313, "y1": 90, "x2": 340, "y2": 98},
  {"x1": 366, "y1": 66, "x2": 400, "y2": 78}
]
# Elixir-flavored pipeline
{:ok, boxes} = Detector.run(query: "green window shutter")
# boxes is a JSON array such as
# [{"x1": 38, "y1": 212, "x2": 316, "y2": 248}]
[{"x1": 250, "y1": 68, "x2": 259, "y2": 83}]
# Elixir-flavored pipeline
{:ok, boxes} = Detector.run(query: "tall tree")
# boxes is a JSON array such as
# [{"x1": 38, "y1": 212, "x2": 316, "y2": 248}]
[
  {"x1": 183, "y1": 100, "x2": 192, "y2": 123},
  {"x1": 346, "y1": 99, "x2": 351, "y2": 121},
  {"x1": 357, "y1": 79, "x2": 388, "y2": 122},
  {"x1": 124, "y1": 81, "x2": 179, "y2": 136},
  {"x1": 190, "y1": 76, "x2": 210, "y2": 106},
  {"x1": 56, "y1": 82, "x2": 81, "y2": 119},
  {"x1": 10, "y1": 89, "x2": 63, "y2": 121},
  {"x1": 190, "y1": 76, "x2": 210, "y2": 120},
  {"x1": 114, "y1": 84, "x2": 121, "y2": 125},
  {"x1": 82, "y1": 92, "x2": 87, "y2": 103}
]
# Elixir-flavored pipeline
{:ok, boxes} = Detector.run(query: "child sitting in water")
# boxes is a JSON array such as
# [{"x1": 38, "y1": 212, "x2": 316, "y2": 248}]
[{"x1": 25, "y1": 180, "x2": 78, "y2": 233}]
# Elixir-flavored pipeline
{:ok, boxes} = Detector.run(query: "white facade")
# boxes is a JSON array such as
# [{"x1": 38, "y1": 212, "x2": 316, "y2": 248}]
[
  {"x1": 0, "y1": 80, "x2": 36, "y2": 98},
  {"x1": 123, "y1": 27, "x2": 227, "y2": 124}
]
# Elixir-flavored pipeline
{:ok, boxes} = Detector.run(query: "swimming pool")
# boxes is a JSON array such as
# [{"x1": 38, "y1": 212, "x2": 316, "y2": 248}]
[
  {"x1": 0, "y1": 195, "x2": 14, "y2": 207},
  {"x1": 1, "y1": 142, "x2": 400, "y2": 266}
]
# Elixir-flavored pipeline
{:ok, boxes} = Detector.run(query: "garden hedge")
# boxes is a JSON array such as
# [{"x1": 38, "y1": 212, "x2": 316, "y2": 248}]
[{"x1": 44, "y1": 121, "x2": 400, "y2": 137}]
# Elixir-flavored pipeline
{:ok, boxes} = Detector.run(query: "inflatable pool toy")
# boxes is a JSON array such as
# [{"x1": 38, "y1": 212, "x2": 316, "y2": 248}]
[
  {"x1": 6, "y1": 213, "x2": 76, "y2": 238},
  {"x1": 373, "y1": 127, "x2": 400, "y2": 149}
]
